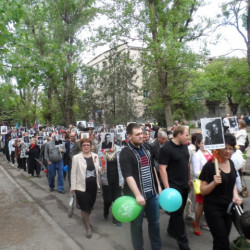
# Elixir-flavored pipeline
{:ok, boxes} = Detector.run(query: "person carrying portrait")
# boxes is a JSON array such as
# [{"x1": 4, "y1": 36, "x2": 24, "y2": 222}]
[
  {"x1": 199, "y1": 133, "x2": 243, "y2": 250},
  {"x1": 98, "y1": 142, "x2": 124, "y2": 227},
  {"x1": 120, "y1": 123, "x2": 161, "y2": 250},
  {"x1": 70, "y1": 138, "x2": 101, "y2": 238}
]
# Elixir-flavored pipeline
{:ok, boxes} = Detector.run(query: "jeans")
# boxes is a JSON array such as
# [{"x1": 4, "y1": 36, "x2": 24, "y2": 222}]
[
  {"x1": 130, "y1": 193, "x2": 161, "y2": 250},
  {"x1": 167, "y1": 188, "x2": 190, "y2": 250},
  {"x1": 48, "y1": 160, "x2": 64, "y2": 191}
]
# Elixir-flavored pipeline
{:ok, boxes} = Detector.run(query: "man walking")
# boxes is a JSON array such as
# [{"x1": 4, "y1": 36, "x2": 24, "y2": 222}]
[
  {"x1": 120, "y1": 123, "x2": 161, "y2": 250},
  {"x1": 44, "y1": 133, "x2": 66, "y2": 193},
  {"x1": 64, "y1": 132, "x2": 76, "y2": 187},
  {"x1": 159, "y1": 126, "x2": 190, "y2": 250}
]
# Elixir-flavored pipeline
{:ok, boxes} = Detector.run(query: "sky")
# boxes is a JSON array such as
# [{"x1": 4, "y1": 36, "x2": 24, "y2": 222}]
[{"x1": 80, "y1": 0, "x2": 247, "y2": 63}]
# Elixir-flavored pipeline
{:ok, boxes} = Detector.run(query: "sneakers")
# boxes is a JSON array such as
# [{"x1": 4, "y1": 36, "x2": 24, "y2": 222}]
[
  {"x1": 103, "y1": 215, "x2": 108, "y2": 221},
  {"x1": 201, "y1": 225, "x2": 210, "y2": 231},
  {"x1": 112, "y1": 218, "x2": 122, "y2": 227},
  {"x1": 49, "y1": 188, "x2": 54, "y2": 192},
  {"x1": 58, "y1": 190, "x2": 65, "y2": 194}
]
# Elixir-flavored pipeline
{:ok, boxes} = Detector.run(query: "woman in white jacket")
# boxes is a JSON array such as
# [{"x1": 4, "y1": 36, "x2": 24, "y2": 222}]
[
  {"x1": 71, "y1": 138, "x2": 101, "y2": 238},
  {"x1": 192, "y1": 135, "x2": 212, "y2": 236}
]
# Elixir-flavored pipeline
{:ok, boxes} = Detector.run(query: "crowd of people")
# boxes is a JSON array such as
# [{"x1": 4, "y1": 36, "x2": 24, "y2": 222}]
[{"x1": 0, "y1": 116, "x2": 249, "y2": 250}]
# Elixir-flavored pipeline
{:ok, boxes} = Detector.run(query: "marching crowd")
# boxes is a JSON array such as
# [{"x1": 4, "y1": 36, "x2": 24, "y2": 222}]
[{"x1": 0, "y1": 117, "x2": 250, "y2": 250}]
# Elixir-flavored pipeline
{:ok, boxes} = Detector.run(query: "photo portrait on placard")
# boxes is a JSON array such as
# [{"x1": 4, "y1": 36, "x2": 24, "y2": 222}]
[
  {"x1": 201, "y1": 117, "x2": 225, "y2": 150},
  {"x1": 23, "y1": 136, "x2": 30, "y2": 144},
  {"x1": 87, "y1": 122, "x2": 94, "y2": 128},
  {"x1": 229, "y1": 116, "x2": 239, "y2": 133},
  {"x1": 37, "y1": 136, "x2": 44, "y2": 145},
  {"x1": 11, "y1": 132, "x2": 17, "y2": 139},
  {"x1": 116, "y1": 125, "x2": 124, "y2": 133},
  {"x1": 17, "y1": 131, "x2": 22, "y2": 138},
  {"x1": 101, "y1": 133, "x2": 114, "y2": 150},
  {"x1": 76, "y1": 121, "x2": 86, "y2": 131},
  {"x1": 1, "y1": 126, "x2": 7, "y2": 135},
  {"x1": 115, "y1": 134, "x2": 122, "y2": 147},
  {"x1": 81, "y1": 133, "x2": 89, "y2": 139}
]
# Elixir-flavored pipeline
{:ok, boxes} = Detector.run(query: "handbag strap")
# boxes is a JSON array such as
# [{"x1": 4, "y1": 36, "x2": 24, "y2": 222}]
[{"x1": 241, "y1": 174, "x2": 247, "y2": 186}]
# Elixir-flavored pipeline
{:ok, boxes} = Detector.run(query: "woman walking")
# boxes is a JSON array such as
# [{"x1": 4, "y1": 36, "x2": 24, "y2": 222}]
[
  {"x1": 71, "y1": 138, "x2": 101, "y2": 238},
  {"x1": 200, "y1": 133, "x2": 242, "y2": 250},
  {"x1": 192, "y1": 135, "x2": 212, "y2": 236}
]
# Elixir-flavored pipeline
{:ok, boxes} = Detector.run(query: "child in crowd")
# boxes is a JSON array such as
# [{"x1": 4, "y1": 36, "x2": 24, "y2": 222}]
[{"x1": 230, "y1": 210, "x2": 250, "y2": 250}]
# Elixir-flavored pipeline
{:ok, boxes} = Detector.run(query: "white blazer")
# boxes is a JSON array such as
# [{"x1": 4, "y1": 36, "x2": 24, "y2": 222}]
[
  {"x1": 71, "y1": 152, "x2": 101, "y2": 192},
  {"x1": 192, "y1": 149, "x2": 211, "y2": 179}
]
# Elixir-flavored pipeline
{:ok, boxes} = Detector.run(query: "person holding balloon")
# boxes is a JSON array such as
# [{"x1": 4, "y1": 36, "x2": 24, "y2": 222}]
[
  {"x1": 199, "y1": 133, "x2": 243, "y2": 250},
  {"x1": 120, "y1": 123, "x2": 161, "y2": 250},
  {"x1": 159, "y1": 125, "x2": 190, "y2": 250},
  {"x1": 70, "y1": 138, "x2": 101, "y2": 238}
]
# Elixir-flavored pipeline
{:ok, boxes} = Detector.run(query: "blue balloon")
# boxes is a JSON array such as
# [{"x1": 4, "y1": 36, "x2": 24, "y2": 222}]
[
  {"x1": 159, "y1": 188, "x2": 182, "y2": 212},
  {"x1": 64, "y1": 165, "x2": 68, "y2": 173}
]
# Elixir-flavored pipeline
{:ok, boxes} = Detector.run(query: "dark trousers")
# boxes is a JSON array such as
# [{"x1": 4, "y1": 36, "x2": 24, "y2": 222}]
[
  {"x1": 28, "y1": 158, "x2": 41, "y2": 176},
  {"x1": 17, "y1": 155, "x2": 21, "y2": 168},
  {"x1": 168, "y1": 188, "x2": 190, "y2": 250},
  {"x1": 204, "y1": 205, "x2": 232, "y2": 250},
  {"x1": 102, "y1": 180, "x2": 121, "y2": 220},
  {"x1": 11, "y1": 151, "x2": 15, "y2": 164},
  {"x1": 5, "y1": 148, "x2": 10, "y2": 162},
  {"x1": 20, "y1": 158, "x2": 27, "y2": 171}
]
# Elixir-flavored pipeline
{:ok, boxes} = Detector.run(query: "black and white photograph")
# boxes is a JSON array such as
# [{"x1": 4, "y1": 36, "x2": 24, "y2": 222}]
[
  {"x1": 23, "y1": 136, "x2": 30, "y2": 144},
  {"x1": 201, "y1": 117, "x2": 225, "y2": 150},
  {"x1": 116, "y1": 125, "x2": 124, "y2": 133},
  {"x1": 76, "y1": 120, "x2": 86, "y2": 131},
  {"x1": 37, "y1": 136, "x2": 44, "y2": 145},
  {"x1": 101, "y1": 133, "x2": 114, "y2": 150},
  {"x1": 11, "y1": 132, "x2": 17, "y2": 139},
  {"x1": 80, "y1": 133, "x2": 89, "y2": 139},
  {"x1": 17, "y1": 131, "x2": 22, "y2": 138},
  {"x1": 1, "y1": 126, "x2": 7, "y2": 135},
  {"x1": 87, "y1": 122, "x2": 94, "y2": 128},
  {"x1": 229, "y1": 116, "x2": 239, "y2": 133},
  {"x1": 20, "y1": 127, "x2": 26, "y2": 132}
]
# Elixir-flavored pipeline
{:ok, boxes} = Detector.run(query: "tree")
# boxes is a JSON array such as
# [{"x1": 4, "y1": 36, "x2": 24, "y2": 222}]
[
  {"x1": 96, "y1": 0, "x2": 211, "y2": 126},
  {"x1": 191, "y1": 58, "x2": 250, "y2": 115},
  {"x1": 1, "y1": 0, "x2": 100, "y2": 127},
  {"x1": 220, "y1": 0, "x2": 250, "y2": 66},
  {"x1": 84, "y1": 48, "x2": 139, "y2": 126}
]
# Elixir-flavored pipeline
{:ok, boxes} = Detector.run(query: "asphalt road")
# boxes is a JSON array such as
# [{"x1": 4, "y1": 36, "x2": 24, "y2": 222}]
[{"x1": 0, "y1": 153, "x2": 249, "y2": 250}]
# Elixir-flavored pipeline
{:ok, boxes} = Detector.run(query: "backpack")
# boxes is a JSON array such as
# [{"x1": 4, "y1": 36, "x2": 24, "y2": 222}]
[{"x1": 245, "y1": 135, "x2": 249, "y2": 149}]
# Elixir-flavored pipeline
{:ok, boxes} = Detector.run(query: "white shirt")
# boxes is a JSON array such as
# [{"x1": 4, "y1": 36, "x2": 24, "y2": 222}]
[
  {"x1": 235, "y1": 129, "x2": 247, "y2": 146},
  {"x1": 223, "y1": 117, "x2": 230, "y2": 127}
]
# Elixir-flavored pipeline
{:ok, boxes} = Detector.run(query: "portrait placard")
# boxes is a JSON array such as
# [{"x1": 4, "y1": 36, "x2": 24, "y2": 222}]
[
  {"x1": 229, "y1": 116, "x2": 239, "y2": 133},
  {"x1": 81, "y1": 133, "x2": 89, "y2": 139},
  {"x1": 116, "y1": 125, "x2": 124, "y2": 133},
  {"x1": 23, "y1": 136, "x2": 30, "y2": 144},
  {"x1": 76, "y1": 121, "x2": 86, "y2": 131},
  {"x1": 37, "y1": 136, "x2": 44, "y2": 145},
  {"x1": 101, "y1": 133, "x2": 114, "y2": 150},
  {"x1": 201, "y1": 117, "x2": 225, "y2": 150},
  {"x1": 1, "y1": 126, "x2": 7, "y2": 135}
]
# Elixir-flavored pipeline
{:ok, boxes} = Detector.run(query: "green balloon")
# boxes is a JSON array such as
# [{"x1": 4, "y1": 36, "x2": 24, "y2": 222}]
[{"x1": 112, "y1": 196, "x2": 143, "y2": 223}]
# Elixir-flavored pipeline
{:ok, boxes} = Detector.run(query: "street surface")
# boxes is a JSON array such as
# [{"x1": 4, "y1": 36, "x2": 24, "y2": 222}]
[{"x1": 0, "y1": 145, "x2": 249, "y2": 250}]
